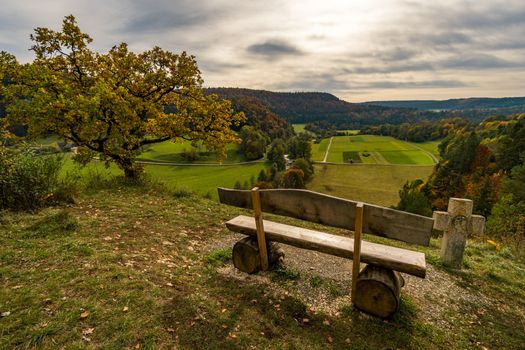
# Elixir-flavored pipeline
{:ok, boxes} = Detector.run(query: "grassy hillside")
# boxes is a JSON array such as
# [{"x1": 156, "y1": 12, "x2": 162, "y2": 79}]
[{"x1": 1, "y1": 182, "x2": 524, "y2": 349}]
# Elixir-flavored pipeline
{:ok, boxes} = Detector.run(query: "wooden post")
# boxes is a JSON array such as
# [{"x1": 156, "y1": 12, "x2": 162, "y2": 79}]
[
  {"x1": 251, "y1": 187, "x2": 269, "y2": 271},
  {"x1": 433, "y1": 198, "x2": 485, "y2": 269},
  {"x1": 352, "y1": 203, "x2": 364, "y2": 302}
]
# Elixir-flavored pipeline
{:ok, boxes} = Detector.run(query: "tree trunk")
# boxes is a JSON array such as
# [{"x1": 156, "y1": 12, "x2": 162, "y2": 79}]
[
  {"x1": 353, "y1": 264, "x2": 403, "y2": 319},
  {"x1": 232, "y1": 237, "x2": 284, "y2": 273},
  {"x1": 116, "y1": 157, "x2": 143, "y2": 179}
]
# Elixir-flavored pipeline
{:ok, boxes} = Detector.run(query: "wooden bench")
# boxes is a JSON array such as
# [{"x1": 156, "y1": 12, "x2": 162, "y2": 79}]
[{"x1": 218, "y1": 187, "x2": 434, "y2": 318}]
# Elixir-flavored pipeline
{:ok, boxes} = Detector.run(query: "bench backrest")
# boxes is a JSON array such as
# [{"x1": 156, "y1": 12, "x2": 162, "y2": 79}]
[{"x1": 218, "y1": 188, "x2": 433, "y2": 246}]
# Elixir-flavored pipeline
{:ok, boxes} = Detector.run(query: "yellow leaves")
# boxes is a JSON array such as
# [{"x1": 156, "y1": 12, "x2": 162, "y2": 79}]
[
  {"x1": 80, "y1": 310, "x2": 90, "y2": 319},
  {"x1": 486, "y1": 239, "x2": 501, "y2": 251}
]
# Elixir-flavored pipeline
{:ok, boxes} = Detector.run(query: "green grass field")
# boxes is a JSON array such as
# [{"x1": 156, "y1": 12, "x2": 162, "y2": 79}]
[
  {"x1": 292, "y1": 124, "x2": 315, "y2": 136},
  {"x1": 311, "y1": 139, "x2": 330, "y2": 161},
  {"x1": 338, "y1": 129, "x2": 360, "y2": 135},
  {"x1": 138, "y1": 140, "x2": 246, "y2": 164},
  {"x1": 307, "y1": 164, "x2": 434, "y2": 206},
  {"x1": 318, "y1": 135, "x2": 436, "y2": 165},
  {"x1": 407, "y1": 140, "x2": 441, "y2": 158},
  {"x1": 62, "y1": 158, "x2": 265, "y2": 198}
]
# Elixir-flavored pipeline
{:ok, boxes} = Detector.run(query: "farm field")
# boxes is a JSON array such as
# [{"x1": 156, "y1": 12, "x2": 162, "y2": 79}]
[
  {"x1": 307, "y1": 164, "x2": 434, "y2": 206},
  {"x1": 407, "y1": 140, "x2": 441, "y2": 158},
  {"x1": 314, "y1": 135, "x2": 436, "y2": 165},
  {"x1": 311, "y1": 138, "x2": 330, "y2": 161}
]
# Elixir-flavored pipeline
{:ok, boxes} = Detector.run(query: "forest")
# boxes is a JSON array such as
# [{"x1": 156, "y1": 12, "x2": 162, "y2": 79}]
[
  {"x1": 207, "y1": 87, "x2": 524, "y2": 128},
  {"x1": 394, "y1": 114, "x2": 525, "y2": 252}
]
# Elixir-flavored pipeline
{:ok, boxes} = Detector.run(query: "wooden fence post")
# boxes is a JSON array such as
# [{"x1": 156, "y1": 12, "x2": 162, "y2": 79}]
[
  {"x1": 433, "y1": 198, "x2": 485, "y2": 269},
  {"x1": 251, "y1": 187, "x2": 269, "y2": 271},
  {"x1": 351, "y1": 203, "x2": 364, "y2": 303}
]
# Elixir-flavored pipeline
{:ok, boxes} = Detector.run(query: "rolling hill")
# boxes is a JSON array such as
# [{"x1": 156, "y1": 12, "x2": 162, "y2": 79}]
[
  {"x1": 207, "y1": 88, "x2": 522, "y2": 129},
  {"x1": 363, "y1": 97, "x2": 525, "y2": 111}
]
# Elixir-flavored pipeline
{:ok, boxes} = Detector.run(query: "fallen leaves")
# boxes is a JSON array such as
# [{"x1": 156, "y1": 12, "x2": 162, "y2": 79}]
[
  {"x1": 80, "y1": 311, "x2": 90, "y2": 319},
  {"x1": 82, "y1": 328, "x2": 95, "y2": 335},
  {"x1": 1, "y1": 311, "x2": 11, "y2": 317},
  {"x1": 123, "y1": 306, "x2": 129, "y2": 312}
]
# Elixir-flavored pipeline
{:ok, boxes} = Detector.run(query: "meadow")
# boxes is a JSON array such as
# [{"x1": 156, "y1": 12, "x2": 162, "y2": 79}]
[
  {"x1": 137, "y1": 140, "x2": 247, "y2": 164},
  {"x1": 307, "y1": 164, "x2": 435, "y2": 207},
  {"x1": 62, "y1": 158, "x2": 265, "y2": 199}
]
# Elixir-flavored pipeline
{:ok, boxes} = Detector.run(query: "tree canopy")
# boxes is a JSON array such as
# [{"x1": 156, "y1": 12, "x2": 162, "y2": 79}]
[{"x1": 3, "y1": 15, "x2": 243, "y2": 177}]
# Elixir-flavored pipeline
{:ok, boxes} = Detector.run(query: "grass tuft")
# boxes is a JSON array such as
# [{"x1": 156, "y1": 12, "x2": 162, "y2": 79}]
[
  {"x1": 270, "y1": 265, "x2": 301, "y2": 282},
  {"x1": 23, "y1": 210, "x2": 78, "y2": 238}
]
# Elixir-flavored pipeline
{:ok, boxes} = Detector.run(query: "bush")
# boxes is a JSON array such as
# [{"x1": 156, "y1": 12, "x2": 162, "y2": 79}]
[
  {"x1": 282, "y1": 168, "x2": 305, "y2": 189},
  {"x1": 172, "y1": 187, "x2": 194, "y2": 198},
  {"x1": 0, "y1": 150, "x2": 76, "y2": 211},
  {"x1": 291, "y1": 158, "x2": 314, "y2": 181}
]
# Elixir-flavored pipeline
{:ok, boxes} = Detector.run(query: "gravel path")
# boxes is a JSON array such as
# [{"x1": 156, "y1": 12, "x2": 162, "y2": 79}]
[
  {"x1": 206, "y1": 232, "x2": 494, "y2": 322},
  {"x1": 322, "y1": 137, "x2": 334, "y2": 163}
]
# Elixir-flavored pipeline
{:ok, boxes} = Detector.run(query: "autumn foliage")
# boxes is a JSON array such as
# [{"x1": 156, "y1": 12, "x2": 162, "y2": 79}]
[{"x1": 2, "y1": 15, "x2": 243, "y2": 178}]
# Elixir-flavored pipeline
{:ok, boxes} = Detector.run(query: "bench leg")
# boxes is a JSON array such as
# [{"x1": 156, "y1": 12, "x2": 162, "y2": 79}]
[
  {"x1": 232, "y1": 237, "x2": 284, "y2": 274},
  {"x1": 353, "y1": 265, "x2": 404, "y2": 319}
]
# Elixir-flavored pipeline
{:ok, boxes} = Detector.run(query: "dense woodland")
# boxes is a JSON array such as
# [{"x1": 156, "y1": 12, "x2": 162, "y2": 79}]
[
  {"x1": 359, "y1": 118, "x2": 473, "y2": 142},
  {"x1": 395, "y1": 114, "x2": 525, "y2": 249}
]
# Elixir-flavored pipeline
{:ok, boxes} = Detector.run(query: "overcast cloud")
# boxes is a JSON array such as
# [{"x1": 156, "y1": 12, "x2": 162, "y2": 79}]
[{"x1": 1, "y1": 0, "x2": 524, "y2": 101}]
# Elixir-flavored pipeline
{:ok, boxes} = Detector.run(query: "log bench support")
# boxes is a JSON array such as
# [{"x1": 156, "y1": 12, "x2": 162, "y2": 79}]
[
  {"x1": 354, "y1": 265, "x2": 405, "y2": 319},
  {"x1": 232, "y1": 237, "x2": 284, "y2": 274},
  {"x1": 433, "y1": 198, "x2": 486, "y2": 269}
]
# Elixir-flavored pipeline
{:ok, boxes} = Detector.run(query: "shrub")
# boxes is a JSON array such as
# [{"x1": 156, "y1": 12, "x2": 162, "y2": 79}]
[
  {"x1": 0, "y1": 150, "x2": 76, "y2": 211},
  {"x1": 282, "y1": 168, "x2": 305, "y2": 189},
  {"x1": 291, "y1": 158, "x2": 314, "y2": 181},
  {"x1": 395, "y1": 179, "x2": 432, "y2": 217},
  {"x1": 172, "y1": 187, "x2": 194, "y2": 198}
]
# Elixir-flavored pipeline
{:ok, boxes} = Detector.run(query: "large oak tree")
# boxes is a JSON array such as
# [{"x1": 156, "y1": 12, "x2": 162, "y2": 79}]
[{"x1": 4, "y1": 15, "x2": 243, "y2": 178}]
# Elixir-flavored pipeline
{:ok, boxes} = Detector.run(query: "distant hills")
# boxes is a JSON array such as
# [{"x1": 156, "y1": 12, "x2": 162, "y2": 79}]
[
  {"x1": 362, "y1": 97, "x2": 525, "y2": 111},
  {"x1": 206, "y1": 88, "x2": 414, "y2": 128},
  {"x1": 207, "y1": 88, "x2": 525, "y2": 128}
]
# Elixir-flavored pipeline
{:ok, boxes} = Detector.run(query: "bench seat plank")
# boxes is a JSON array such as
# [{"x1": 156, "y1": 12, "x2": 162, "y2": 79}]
[{"x1": 226, "y1": 215, "x2": 426, "y2": 278}]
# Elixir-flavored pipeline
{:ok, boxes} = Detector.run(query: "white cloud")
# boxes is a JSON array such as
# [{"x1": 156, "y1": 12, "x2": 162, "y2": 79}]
[{"x1": 0, "y1": 0, "x2": 524, "y2": 101}]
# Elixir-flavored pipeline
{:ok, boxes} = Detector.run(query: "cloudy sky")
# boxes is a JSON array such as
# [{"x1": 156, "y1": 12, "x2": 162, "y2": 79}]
[{"x1": 1, "y1": 0, "x2": 524, "y2": 102}]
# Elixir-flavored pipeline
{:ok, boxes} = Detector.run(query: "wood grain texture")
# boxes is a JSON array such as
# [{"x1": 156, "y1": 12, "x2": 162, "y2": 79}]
[
  {"x1": 251, "y1": 188, "x2": 269, "y2": 271},
  {"x1": 232, "y1": 237, "x2": 284, "y2": 274},
  {"x1": 218, "y1": 188, "x2": 433, "y2": 246},
  {"x1": 226, "y1": 215, "x2": 426, "y2": 278},
  {"x1": 354, "y1": 265, "x2": 402, "y2": 319},
  {"x1": 351, "y1": 203, "x2": 364, "y2": 302}
]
